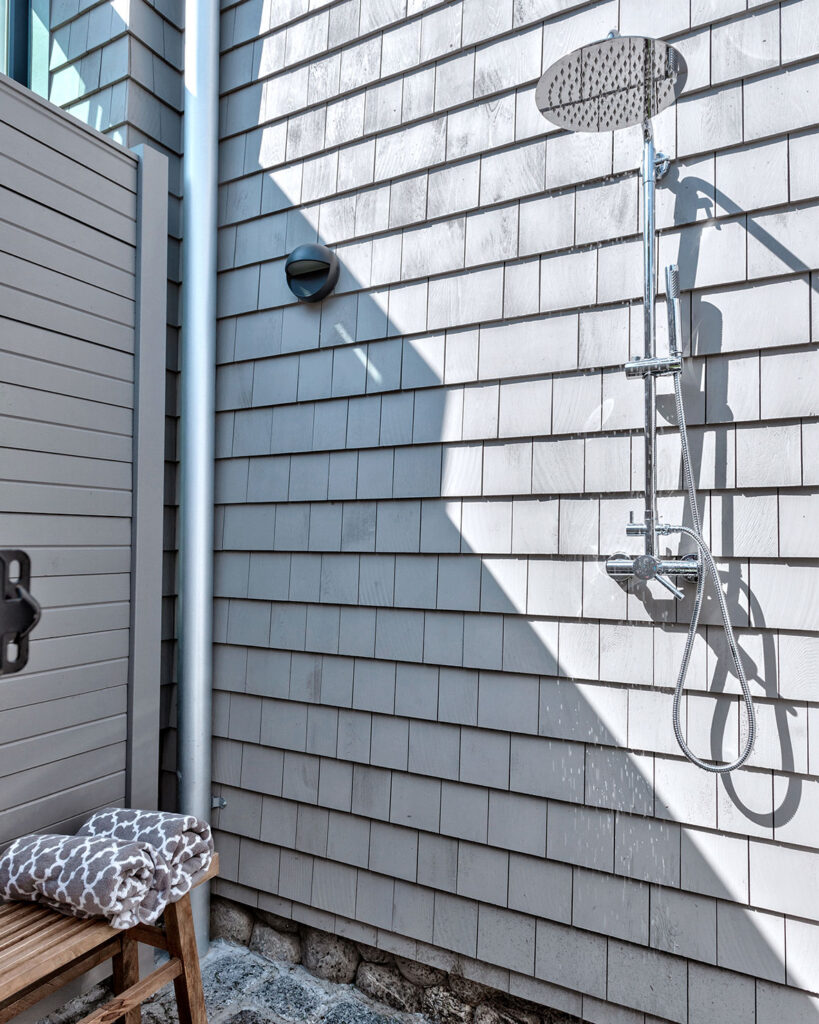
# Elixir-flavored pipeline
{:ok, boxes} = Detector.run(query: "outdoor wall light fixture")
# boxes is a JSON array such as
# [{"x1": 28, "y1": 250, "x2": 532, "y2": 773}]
[
  {"x1": 536, "y1": 33, "x2": 757, "y2": 773},
  {"x1": 285, "y1": 244, "x2": 340, "y2": 303}
]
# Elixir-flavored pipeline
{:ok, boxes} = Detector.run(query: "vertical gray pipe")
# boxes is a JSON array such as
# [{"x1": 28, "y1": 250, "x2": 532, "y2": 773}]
[
  {"x1": 641, "y1": 125, "x2": 657, "y2": 556},
  {"x1": 179, "y1": 0, "x2": 219, "y2": 951}
]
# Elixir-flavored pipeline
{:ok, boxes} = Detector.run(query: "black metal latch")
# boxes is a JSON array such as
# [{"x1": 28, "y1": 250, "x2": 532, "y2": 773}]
[{"x1": 0, "y1": 550, "x2": 40, "y2": 675}]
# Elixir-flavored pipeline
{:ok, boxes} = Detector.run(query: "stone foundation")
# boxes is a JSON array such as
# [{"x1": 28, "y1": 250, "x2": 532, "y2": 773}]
[{"x1": 210, "y1": 899, "x2": 578, "y2": 1024}]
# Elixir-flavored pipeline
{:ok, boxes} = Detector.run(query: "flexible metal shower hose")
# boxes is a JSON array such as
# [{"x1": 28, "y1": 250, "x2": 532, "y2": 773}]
[{"x1": 657, "y1": 370, "x2": 756, "y2": 773}]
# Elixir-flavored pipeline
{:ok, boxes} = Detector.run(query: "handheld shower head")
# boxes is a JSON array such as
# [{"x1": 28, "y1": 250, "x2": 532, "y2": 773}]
[{"x1": 535, "y1": 35, "x2": 687, "y2": 133}]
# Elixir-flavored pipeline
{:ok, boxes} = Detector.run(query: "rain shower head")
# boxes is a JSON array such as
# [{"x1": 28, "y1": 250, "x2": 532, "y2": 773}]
[{"x1": 535, "y1": 34, "x2": 687, "y2": 133}]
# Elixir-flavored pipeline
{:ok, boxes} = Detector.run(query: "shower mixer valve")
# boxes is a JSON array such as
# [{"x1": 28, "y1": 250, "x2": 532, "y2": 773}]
[{"x1": 606, "y1": 549, "x2": 698, "y2": 600}]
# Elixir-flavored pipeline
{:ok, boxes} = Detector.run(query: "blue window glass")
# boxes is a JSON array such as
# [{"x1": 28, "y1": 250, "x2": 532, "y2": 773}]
[
  {"x1": 0, "y1": 0, "x2": 46, "y2": 95},
  {"x1": 0, "y1": 1, "x2": 8, "y2": 77},
  {"x1": 1, "y1": 0, "x2": 47, "y2": 94},
  {"x1": 6, "y1": 0, "x2": 30, "y2": 84}
]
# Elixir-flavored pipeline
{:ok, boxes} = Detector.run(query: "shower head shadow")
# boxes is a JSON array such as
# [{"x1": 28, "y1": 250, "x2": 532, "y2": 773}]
[{"x1": 535, "y1": 34, "x2": 687, "y2": 134}]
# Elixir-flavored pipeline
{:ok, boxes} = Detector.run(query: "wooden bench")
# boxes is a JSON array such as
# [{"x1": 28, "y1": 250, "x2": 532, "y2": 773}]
[{"x1": 0, "y1": 853, "x2": 219, "y2": 1024}]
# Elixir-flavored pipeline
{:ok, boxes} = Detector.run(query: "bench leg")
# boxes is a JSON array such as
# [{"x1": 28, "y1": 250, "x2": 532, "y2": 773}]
[
  {"x1": 163, "y1": 895, "x2": 207, "y2": 1024},
  {"x1": 112, "y1": 935, "x2": 141, "y2": 1024}
]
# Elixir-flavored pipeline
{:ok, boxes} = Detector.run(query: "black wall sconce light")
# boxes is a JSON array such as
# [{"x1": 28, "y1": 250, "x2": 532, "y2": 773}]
[{"x1": 285, "y1": 244, "x2": 340, "y2": 303}]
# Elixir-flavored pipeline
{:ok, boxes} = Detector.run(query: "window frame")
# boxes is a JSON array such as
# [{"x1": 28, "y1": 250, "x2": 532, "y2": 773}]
[{"x1": 6, "y1": 0, "x2": 29, "y2": 83}]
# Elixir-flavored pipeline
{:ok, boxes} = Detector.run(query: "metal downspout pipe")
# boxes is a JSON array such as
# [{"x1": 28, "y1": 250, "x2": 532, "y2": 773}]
[{"x1": 179, "y1": 0, "x2": 219, "y2": 951}]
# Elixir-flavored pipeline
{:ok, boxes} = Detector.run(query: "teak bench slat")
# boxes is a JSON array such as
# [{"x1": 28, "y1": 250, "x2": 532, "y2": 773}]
[{"x1": 0, "y1": 852, "x2": 218, "y2": 1024}]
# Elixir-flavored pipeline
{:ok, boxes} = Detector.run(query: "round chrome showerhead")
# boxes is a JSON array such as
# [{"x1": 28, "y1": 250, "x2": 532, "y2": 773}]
[{"x1": 535, "y1": 34, "x2": 687, "y2": 133}]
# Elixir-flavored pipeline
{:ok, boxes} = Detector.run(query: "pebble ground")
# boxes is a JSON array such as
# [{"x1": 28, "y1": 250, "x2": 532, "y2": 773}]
[{"x1": 40, "y1": 941, "x2": 433, "y2": 1024}]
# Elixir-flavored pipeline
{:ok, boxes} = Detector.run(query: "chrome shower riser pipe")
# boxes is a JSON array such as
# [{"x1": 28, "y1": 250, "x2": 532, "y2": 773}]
[
  {"x1": 604, "y1": 127, "x2": 695, "y2": 590},
  {"x1": 641, "y1": 124, "x2": 657, "y2": 556}
]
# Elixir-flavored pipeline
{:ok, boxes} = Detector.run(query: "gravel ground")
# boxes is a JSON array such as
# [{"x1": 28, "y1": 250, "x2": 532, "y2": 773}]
[{"x1": 40, "y1": 941, "x2": 434, "y2": 1024}]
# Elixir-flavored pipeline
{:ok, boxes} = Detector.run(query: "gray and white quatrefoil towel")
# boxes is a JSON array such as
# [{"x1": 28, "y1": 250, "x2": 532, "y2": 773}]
[
  {"x1": 78, "y1": 808, "x2": 213, "y2": 901},
  {"x1": 0, "y1": 832, "x2": 172, "y2": 929}
]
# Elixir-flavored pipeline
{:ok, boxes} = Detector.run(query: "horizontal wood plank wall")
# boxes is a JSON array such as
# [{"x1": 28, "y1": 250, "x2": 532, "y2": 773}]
[
  {"x1": 45, "y1": 0, "x2": 185, "y2": 815},
  {"x1": 0, "y1": 74, "x2": 139, "y2": 845}
]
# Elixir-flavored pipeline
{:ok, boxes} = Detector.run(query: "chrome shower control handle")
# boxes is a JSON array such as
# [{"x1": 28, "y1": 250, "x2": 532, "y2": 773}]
[
  {"x1": 654, "y1": 574, "x2": 685, "y2": 599},
  {"x1": 633, "y1": 554, "x2": 685, "y2": 599}
]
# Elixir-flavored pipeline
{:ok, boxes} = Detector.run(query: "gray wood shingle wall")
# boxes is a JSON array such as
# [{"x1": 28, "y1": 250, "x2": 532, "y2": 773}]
[{"x1": 209, "y1": 1, "x2": 819, "y2": 1022}]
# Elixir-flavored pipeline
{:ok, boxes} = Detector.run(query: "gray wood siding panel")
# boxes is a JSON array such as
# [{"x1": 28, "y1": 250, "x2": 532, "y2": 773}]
[
  {"x1": 0, "y1": 252, "x2": 135, "y2": 326},
  {"x1": 0, "y1": 386, "x2": 132, "y2": 434},
  {"x1": 0, "y1": 319, "x2": 133, "y2": 379},
  {"x1": 35, "y1": 603, "x2": 131, "y2": 641},
  {"x1": 0, "y1": 216, "x2": 135, "y2": 299},
  {"x1": 0, "y1": 153, "x2": 136, "y2": 245},
  {"x1": 0, "y1": 419, "x2": 133, "y2": 462},
  {"x1": 0, "y1": 514, "x2": 130, "y2": 545},
  {"x1": 0, "y1": 716, "x2": 127, "y2": 778},
  {"x1": 0, "y1": 77, "x2": 137, "y2": 190},
  {"x1": 0, "y1": 449, "x2": 133, "y2": 489},
  {"x1": 21, "y1": 547, "x2": 132, "y2": 576},
  {"x1": 43, "y1": 0, "x2": 184, "y2": 823},
  {"x1": 0, "y1": 186, "x2": 135, "y2": 282},
  {"x1": 35, "y1": 573, "x2": 132, "y2": 606},
  {"x1": 0, "y1": 686, "x2": 128, "y2": 744},
  {"x1": 0, "y1": 774, "x2": 126, "y2": 846},
  {"x1": 0, "y1": 282, "x2": 134, "y2": 350},
  {"x1": 0, "y1": 659, "x2": 129, "y2": 711},
  {"x1": 1, "y1": 743, "x2": 127, "y2": 811},
  {"x1": 0, "y1": 121, "x2": 137, "y2": 216},
  {"x1": 0, "y1": 74, "x2": 150, "y2": 841},
  {"x1": 0, "y1": 353, "x2": 133, "y2": 406},
  {"x1": 25, "y1": 627, "x2": 131, "y2": 672},
  {"x1": 0, "y1": 482, "x2": 131, "y2": 517}
]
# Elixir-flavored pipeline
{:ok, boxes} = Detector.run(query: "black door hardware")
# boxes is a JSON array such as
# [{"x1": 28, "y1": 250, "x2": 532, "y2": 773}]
[{"x1": 0, "y1": 550, "x2": 40, "y2": 675}]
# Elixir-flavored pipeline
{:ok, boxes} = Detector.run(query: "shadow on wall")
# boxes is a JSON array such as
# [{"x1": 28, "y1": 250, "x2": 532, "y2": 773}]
[
  {"x1": 663, "y1": 165, "x2": 807, "y2": 829},
  {"x1": 212, "y1": 15, "x2": 815, "y2": 1014}
]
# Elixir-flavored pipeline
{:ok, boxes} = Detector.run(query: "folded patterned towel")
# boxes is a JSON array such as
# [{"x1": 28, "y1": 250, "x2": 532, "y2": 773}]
[
  {"x1": 0, "y1": 833, "x2": 171, "y2": 929},
  {"x1": 78, "y1": 808, "x2": 213, "y2": 901}
]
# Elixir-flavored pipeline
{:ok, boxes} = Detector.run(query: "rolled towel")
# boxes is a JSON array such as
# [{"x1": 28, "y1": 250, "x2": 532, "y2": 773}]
[
  {"x1": 0, "y1": 833, "x2": 171, "y2": 929},
  {"x1": 78, "y1": 808, "x2": 213, "y2": 901}
]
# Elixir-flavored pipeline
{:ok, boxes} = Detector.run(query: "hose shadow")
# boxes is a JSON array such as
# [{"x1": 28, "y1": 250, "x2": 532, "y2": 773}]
[{"x1": 651, "y1": 163, "x2": 802, "y2": 824}]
